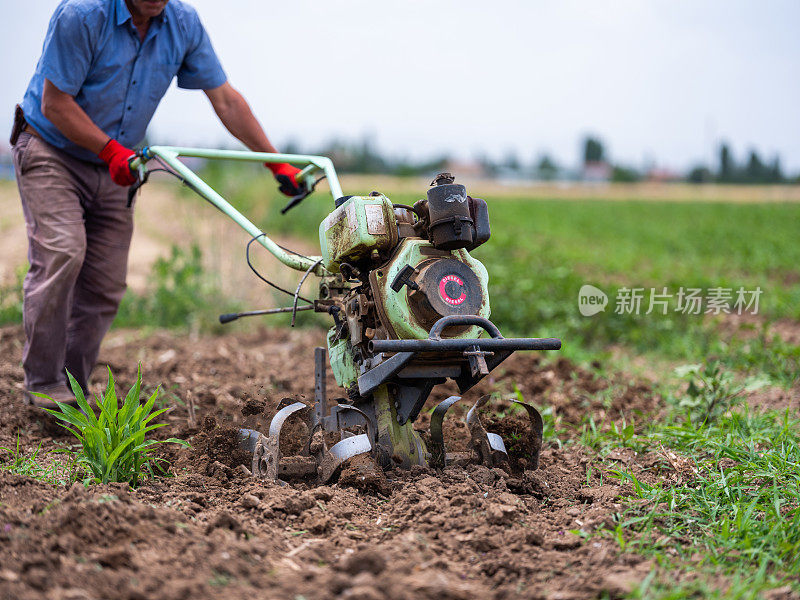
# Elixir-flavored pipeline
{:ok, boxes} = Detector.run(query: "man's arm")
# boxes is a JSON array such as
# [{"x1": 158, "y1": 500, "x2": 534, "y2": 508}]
[
  {"x1": 205, "y1": 82, "x2": 304, "y2": 197},
  {"x1": 41, "y1": 79, "x2": 109, "y2": 155},
  {"x1": 204, "y1": 82, "x2": 278, "y2": 154}
]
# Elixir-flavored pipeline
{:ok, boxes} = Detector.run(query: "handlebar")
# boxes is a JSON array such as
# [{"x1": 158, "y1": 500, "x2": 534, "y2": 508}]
[{"x1": 128, "y1": 146, "x2": 341, "y2": 275}]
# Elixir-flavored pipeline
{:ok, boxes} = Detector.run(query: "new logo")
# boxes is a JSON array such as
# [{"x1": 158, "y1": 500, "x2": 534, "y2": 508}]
[{"x1": 578, "y1": 284, "x2": 608, "y2": 316}]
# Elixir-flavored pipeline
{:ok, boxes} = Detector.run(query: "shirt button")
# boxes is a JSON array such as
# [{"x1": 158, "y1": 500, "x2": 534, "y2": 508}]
[
  {"x1": 121, "y1": 130, "x2": 126, "y2": 135},
  {"x1": 127, "y1": 106, "x2": 132, "y2": 111},
  {"x1": 132, "y1": 81, "x2": 137, "y2": 85}
]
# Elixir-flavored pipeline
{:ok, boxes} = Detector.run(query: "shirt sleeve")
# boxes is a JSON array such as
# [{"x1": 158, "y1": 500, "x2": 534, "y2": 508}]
[
  {"x1": 176, "y1": 9, "x2": 227, "y2": 90},
  {"x1": 39, "y1": 3, "x2": 95, "y2": 96}
]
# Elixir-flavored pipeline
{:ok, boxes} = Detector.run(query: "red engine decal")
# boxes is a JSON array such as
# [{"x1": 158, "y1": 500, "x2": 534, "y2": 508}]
[{"x1": 439, "y1": 274, "x2": 467, "y2": 306}]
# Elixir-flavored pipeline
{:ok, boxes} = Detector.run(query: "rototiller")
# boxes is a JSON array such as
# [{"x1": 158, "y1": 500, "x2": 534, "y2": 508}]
[{"x1": 130, "y1": 148, "x2": 561, "y2": 482}]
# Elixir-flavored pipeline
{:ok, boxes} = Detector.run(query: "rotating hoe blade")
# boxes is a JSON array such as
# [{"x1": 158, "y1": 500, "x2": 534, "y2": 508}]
[
  {"x1": 239, "y1": 333, "x2": 551, "y2": 482},
  {"x1": 241, "y1": 351, "x2": 377, "y2": 484},
  {"x1": 251, "y1": 402, "x2": 318, "y2": 480},
  {"x1": 429, "y1": 395, "x2": 461, "y2": 469},
  {"x1": 467, "y1": 395, "x2": 509, "y2": 468},
  {"x1": 429, "y1": 394, "x2": 546, "y2": 470},
  {"x1": 318, "y1": 434, "x2": 372, "y2": 483}
]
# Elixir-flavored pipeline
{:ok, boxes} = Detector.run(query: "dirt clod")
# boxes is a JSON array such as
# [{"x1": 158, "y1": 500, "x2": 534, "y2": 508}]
[
  {"x1": 239, "y1": 493, "x2": 260, "y2": 509},
  {"x1": 338, "y1": 453, "x2": 392, "y2": 495},
  {"x1": 337, "y1": 548, "x2": 387, "y2": 575}
]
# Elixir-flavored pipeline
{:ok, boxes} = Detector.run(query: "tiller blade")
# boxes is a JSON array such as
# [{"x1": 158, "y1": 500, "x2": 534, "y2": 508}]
[
  {"x1": 430, "y1": 394, "x2": 545, "y2": 470},
  {"x1": 239, "y1": 345, "x2": 547, "y2": 483}
]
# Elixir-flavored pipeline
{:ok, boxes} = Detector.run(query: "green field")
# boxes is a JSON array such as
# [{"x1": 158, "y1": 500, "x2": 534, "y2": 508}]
[
  {"x1": 195, "y1": 164, "x2": 800, "y2": 386},
  {"x1": 3, "y1": 167, "x2": 798, "y2": 384}
]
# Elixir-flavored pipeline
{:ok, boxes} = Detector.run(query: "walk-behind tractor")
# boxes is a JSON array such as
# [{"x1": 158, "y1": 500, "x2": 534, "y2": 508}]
[{"x1": 130, "y1": 148, "x2": 561, "y2": 482}]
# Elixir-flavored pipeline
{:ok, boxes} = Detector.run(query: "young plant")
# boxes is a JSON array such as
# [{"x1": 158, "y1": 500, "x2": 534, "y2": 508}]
[
  {"x1": 39, "y1": 366, "x2": 188, "y2": 486},
  {"x1": 673, "y1": 360, "x2": 768, "y2": 423}
]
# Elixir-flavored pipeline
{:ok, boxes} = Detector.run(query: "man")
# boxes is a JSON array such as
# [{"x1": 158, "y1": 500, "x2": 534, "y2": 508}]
[{"x1": 11, "y1": 0, "x2": 303, "y2": 407}]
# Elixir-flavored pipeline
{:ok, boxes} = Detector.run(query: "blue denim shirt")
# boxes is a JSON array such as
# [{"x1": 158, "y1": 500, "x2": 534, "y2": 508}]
[{"x1": 22, "y1": 0, "x2": 227, "y2": 164}]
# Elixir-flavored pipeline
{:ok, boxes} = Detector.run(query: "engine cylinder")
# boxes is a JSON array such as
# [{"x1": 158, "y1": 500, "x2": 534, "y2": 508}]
[{"x1": 426, "y1": 173, "x2": 474, "y2": 250}]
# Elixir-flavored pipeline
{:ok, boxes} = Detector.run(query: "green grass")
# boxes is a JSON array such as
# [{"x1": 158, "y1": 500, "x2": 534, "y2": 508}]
[
  {"x1": 476, "y1": 198, "x2": 800, "y2": 384},
  {"x1": 555, "y1": 361, "x2": 800, "y2": 598},
  {"x1": 0, "y1": 266, "x2": 24, "y2": 326},
  {"x1": 0, "y1": 433, "x2": 75, "y2": 486},
  {"x1": 0, "y1": 244, "x2": 235, "y2": 333},
  {"x1": 614, "y1": 407, "x2": 800, "y2": 598}
]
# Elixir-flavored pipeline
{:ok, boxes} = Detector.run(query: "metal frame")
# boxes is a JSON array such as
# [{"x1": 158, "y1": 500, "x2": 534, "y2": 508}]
[{"x1": 130, "y1": 146, "x2": 343, "y2": 275}]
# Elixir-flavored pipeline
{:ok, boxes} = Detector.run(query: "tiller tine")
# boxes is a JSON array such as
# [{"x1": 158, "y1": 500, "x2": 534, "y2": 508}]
[
  {"x1": 429, "y1": 394, "x2": 511, "y2": 469},
  {"x1": 245, "y1": 399, "x2": 376, "y2": 483},
  {"x1": 466, "y1": 395, "x2": 509, "y2": 468},
  {"x1": 318, "y1": 433, "x2": 373, "y2": 483},
  {"x1": 510, "y1": 399, "x2": 544, "y2": 470},
  {"x1": 429, "y1": 395, "x2": 461, "y2": 469},
  {"x1": 251, "y1": 401, "x2": 317, "y2": 481},
  {"x1": 318, "y1": 404, "x2": 375, "y2": 483}
]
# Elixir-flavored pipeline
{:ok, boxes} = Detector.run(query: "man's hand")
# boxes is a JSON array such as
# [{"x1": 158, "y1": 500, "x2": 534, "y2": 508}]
[
  {"x1": 99, "y1": 139, "x2": 137, "y2": 186},
  {"x1": 267, "y1": 162, "x2": 305, "y2": 197}
]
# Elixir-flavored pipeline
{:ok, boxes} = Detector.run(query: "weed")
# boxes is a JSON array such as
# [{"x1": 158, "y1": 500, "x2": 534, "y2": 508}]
[
  {"x1": 0, "y1": 432, "x2": 75, "y2": 486},
  {"x1": 40, "y1": 366, "x2": 189, "y2": 487},
  {"x1": 601, "y1": 394, "x2": 800, "y2": 595},
  {"x1": 673, "y1": 361, "x2": 769, "y2": 423},
  {"x1": 115, "y1": 244, "x2": 236, "y2": 333},
  {"x1": 208, "y1": 571, "x2": 232, "y2": 587}
]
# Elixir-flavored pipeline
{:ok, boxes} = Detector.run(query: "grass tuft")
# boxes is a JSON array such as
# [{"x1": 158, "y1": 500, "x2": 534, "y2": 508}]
[{"x1": 39, "y1": 366, "x2": 189, "y2": 487}]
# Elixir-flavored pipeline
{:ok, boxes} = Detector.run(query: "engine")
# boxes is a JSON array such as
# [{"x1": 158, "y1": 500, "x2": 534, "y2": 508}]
[{"x1": 316, "y1": 173, "x2": 491, "y2": 396}]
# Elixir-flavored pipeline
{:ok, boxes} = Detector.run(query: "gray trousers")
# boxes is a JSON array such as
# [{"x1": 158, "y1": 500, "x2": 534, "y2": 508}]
[{"x1": 12, "y1": 132, "x2": 134, "y2": 393}]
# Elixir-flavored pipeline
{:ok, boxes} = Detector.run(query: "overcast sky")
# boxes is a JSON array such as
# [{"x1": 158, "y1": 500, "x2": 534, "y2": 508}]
[{"x1": 1, "y1": 0, "x2": 798, "y2": 172}]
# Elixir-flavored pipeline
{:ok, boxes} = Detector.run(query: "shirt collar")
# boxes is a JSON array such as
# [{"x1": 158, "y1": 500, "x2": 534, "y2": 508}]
[{"x1": 116, "y1": 0, "x2": 169, "y2": 27}]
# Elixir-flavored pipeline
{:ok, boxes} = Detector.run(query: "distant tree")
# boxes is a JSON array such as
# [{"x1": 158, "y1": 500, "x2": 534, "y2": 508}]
[
  {"x1": 501, "y1": 151, "x2": 521, "y2": 172},
  {"x1": 282, "y1": 139, "x2": 302, "y2": 155},
  {"x1": 475, "y1": 154, "x2": 499, "y2": 177},
  {"x1": 392, "y1": 155, "x2": 448, "y2": 177},
  {"x1": 718, "y1": 143, "x2": 735, "y2": 182},
  {"x1": 536, "y1": 154, "x2": 558, "y2": 181},
  {"x1": 687, "y1": 165, "x2": 713, "y2": 184},
  {"x1": 611, "y1": 165, "x2": 640, "y2": 183},
  {"x1": 583, "y1": 136, "x2": 605, "y2": 164},
  {"x1": 745, "y1": 150, "x2": 766, "y2": 183},
  {"x1": 768, "y1": 156, "x2": 784, "y2": 183}
]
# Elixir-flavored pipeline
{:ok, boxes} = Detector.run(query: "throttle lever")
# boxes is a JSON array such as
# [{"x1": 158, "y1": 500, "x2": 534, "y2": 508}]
[
  {"x1": 279, "y1": 174, "x2": 323, "y2": 214},
  {"x1": 126, "y1": 153, "x2": 149, "y2": 207},
  {"x1": 280, "y1": 188, "x2": 312, "y2": 214},
  {"x1": 126, "y1": 169, "x2": 149, "y2": 207}
]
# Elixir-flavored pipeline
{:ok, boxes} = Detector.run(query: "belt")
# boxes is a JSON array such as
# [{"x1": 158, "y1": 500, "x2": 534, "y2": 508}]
[{"x1": 23, "y1": 124, "x2": 42, "y2": 138}]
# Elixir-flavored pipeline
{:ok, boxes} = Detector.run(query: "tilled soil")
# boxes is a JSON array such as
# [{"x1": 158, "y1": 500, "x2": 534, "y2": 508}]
[{"x1": 0, "y1": 325, "x2": 665, "y2": 600}]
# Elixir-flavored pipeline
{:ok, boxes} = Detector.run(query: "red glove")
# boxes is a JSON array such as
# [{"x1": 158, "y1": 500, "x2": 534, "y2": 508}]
[
  {"x1": 99, "y1": 139, "x2": 137, "y2": 187},
  {"x1": 266, "y1": 162, "x2": 304, "y2": 197}
]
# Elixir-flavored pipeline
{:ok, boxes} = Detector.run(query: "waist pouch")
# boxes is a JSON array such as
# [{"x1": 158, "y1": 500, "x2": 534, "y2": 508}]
[{"x1": 10, "y1": 104, "x2": 26, "y2": 146}]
